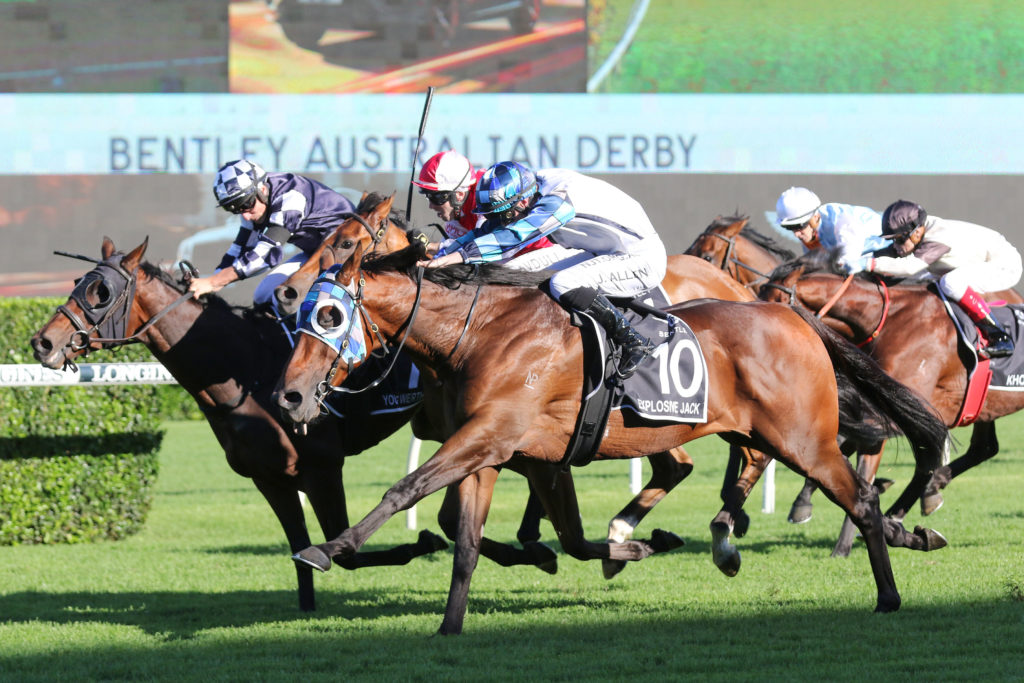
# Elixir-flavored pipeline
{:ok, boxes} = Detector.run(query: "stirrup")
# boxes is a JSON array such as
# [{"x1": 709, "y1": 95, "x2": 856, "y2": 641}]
[{"x1": 615, "y1": 342, "x2": 653, "y2": 380}]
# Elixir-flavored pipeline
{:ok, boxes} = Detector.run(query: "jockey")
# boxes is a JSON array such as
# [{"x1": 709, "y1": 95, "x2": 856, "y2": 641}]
[
  {"x1": 189, "y1": 159, "x2": 356, "y2": 305},
  {"x1": 866, "y1": 199, "x2": 1022, "y2": 358},
  {"x1": 414, "y1": 150, "x2": 557, "y2": 266},
  {"x1": 420, "y1": 161, "x2": 667, "y2": 379},
  {"x1": 776, "y1": 186, "x2": 888, "y2": 274}
]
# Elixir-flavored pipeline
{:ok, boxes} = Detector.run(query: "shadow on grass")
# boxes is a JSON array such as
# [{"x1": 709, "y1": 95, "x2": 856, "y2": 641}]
[{"x1": 1, "y1": 593, "x2": 1021, "y2": 680}]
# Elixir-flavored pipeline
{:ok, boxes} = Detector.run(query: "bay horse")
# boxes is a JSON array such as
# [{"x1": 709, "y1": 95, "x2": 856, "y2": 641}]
[
  {"x1": 684, "y1": 214, "x2": 797, "y2": 294},
  {"x1": 275, "y1": 242, "x2": 949, "y2": 634},
  {"x1": 759, "y1": 249, "x2": 1024, "y2": 553},
  {"x1": 272, "y1": 193, "x2": 766, "y2": 578},
  {"x1": 29, "y1": 236, "x2": 459, "y2": 613}
]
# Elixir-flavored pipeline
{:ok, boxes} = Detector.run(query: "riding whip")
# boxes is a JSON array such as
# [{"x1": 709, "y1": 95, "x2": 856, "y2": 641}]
[{"x1": 405, "y1": 86, "x2": 435, "y2": 222}]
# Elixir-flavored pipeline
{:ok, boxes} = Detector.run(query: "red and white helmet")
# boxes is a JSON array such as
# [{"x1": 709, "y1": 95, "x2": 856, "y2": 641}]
[{"x1": 412, "y1": 150, "x2": 474, "y2": 192}]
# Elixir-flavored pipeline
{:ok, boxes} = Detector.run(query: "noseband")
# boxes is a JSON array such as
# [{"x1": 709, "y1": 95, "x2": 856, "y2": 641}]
[{"x1": 54, "y1": 250, "x2": 195, "y2": 369}]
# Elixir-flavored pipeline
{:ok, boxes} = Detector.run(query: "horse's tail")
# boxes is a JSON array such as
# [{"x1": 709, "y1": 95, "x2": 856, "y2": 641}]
[{"x1": 791, "y1": 306, "x2": 948, "y2": 471}]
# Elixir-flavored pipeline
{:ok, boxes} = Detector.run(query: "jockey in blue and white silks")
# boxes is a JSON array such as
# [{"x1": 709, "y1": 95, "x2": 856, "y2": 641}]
[
  {"x1": 189, "y1": 159, "x2": 356, "y2": 305},
  {"x1": 775, "y1": 186, "x2": 887, "y2": 274},
  {"x1": 422, "y1": 162, "x2": 667, "y2": 379}
]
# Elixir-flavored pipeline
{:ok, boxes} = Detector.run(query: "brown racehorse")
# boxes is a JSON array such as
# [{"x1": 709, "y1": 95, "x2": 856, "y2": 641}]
[
  {"x1": 759, "y1": 249, "x2": 1024, "y2": 553},
  {"x1": 684, "y1": 214, "x2": 797, "y2": 294},
  {"x1": 275, "y1": 242, "x2": 949, "y2": 634},
  {"x1": 273, "y1": 193, "x2": 764, "y2": 579},
  {"x1": 29, "y1": 236, "x2": 460, "y2": 613}
]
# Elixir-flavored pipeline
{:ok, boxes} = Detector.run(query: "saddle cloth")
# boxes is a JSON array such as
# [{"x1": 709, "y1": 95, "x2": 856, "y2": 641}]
[
  {"x1": 937, "y1": 287, "x2": 1024, "y2": 391},
  {"x1": 562, "y1": 285, "x2": 710, "y2": 468}
]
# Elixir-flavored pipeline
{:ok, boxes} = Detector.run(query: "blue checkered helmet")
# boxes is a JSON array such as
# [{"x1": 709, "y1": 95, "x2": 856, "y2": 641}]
[
  {"x1": 212, "y1": 159, "x2": 268, "y2": 212},
  {"x1": 473, "y1": 161, "x2": 537, "y2": 215}
]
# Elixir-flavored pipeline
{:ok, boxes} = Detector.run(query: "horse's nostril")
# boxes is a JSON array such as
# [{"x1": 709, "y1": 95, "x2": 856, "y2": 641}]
[
  {"x1": 280, "y1": 287, "x2": 297, "y2": 302},
  {"x1": 32, "y1": 336, "x2": 53, "y2": 353},
  {"x1": 280, "y1": 390, "x2": 303, "y2": 409}
]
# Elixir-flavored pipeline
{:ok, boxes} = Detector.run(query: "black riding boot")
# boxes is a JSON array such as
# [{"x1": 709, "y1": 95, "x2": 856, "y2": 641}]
[
  {"x1": 976, "y1": 315, "x2": 1014, "y2": 358},
  {"x1": 561, "y1": 287, "x2": 654, "y2": 379}
]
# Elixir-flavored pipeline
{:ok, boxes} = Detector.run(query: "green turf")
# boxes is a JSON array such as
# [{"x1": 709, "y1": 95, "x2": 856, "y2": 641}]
[
  {"x1": 588, "y1": 0, "x2": 1024, "y2": 93},
  {"x1": 1, "y1": 417, "x2": 1022, "y2": 681}
]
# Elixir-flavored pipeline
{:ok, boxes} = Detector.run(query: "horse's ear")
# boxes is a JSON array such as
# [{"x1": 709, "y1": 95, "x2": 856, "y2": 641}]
[
  {"x1": 783, "y1": 266, "x2": 804, "y2": 287},
  {"x1": 724, "y1": 217, "x2": 747, "y2": 237},
  {"x1": 319, "y1": 246, "x2": 337, "y2": 272},
  {"x1": 101, "y1": 236, "x2": 116, "y2": 259},
  {"x1": 373, "y1": 193, "x2": 396, "y2": 220},
  {"x1": 360, "y1": 191, "x2": 369, "y2": 201},
  {"x1": 122, "y1": 237, "x2": 149, "y2": 271}
]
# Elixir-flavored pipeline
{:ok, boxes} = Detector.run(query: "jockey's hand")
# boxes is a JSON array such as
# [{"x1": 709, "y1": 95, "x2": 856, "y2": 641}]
[
  {"x1": 417, "y1": 252, "x2": 465, "y2": 268},
  {"x1": 188, "y1": 268, "x2": 238, "y2": 299}
]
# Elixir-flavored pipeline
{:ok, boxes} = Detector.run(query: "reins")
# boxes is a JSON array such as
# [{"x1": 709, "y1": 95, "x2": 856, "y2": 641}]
[
  {"x1": 764, "y1": 270, "x2": 891, "y2": 347},
  {"x1": 708, "y1": 232, "x2": 776, "y2": 292}
]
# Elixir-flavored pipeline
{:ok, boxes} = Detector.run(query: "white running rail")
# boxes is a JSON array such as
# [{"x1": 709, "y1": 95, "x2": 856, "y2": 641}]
[{"x1": 586, "y1": 0, "x2": 651, "y2": 93}]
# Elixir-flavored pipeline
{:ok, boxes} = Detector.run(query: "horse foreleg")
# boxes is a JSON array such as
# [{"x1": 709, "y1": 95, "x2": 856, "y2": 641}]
[
  {"x1": 436, "y1": 478, "x2": 556, "y2": 575},
  {"x1": 516, "y1": 480, "x2": 546, "y2": 544},
  {"x1": 922, "y1": 423, "x2": 996, "y2": 515},
  {"x1": 710, "y1": 446, "x2": 769, "y2": 577},
  {"x1": 294, "y1": 429, "x2": 512, "y2": 572},
  {"x1": 604, "y1": 447, "x2": 694, "y2": 579},
  {"x1": 438, "y1": 468, "x2": 497, "y2": 636},
  {"x1": 519, "y1": 462, "x2": 679, "y2": 569},
  {"x1": 252, "y1": 476, "x2": 316, "y2": 612}
]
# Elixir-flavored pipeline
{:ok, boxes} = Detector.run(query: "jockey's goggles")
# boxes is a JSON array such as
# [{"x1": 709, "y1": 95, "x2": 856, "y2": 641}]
[
  {"x1": 420, "y1": 189, "x2": 454, "y2": 206},
  {"x1": 221, "y1": 194, "x2": 258, "y2": 214}
]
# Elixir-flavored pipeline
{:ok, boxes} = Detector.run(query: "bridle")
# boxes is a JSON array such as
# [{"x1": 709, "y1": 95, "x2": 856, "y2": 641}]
[
  {"x1": 54, "y1": 250, "x2": 196, "y2": 370},
  {"x1": 762, "y1": 272, "x2": 892, "y2": 348},
  {"x1": 302, "y1": 257, "x2": 483, "y2": 414},
  {"x1": 703, "y1": 231, "x2": 776, "y2": 292}
]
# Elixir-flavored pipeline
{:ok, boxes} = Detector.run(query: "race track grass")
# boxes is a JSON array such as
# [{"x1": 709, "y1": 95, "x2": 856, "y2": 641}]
[
  {"x1": 2, "y1": 417, "x2": 1023, "y2": 681},
  {"x1": 587, "y1": 0, "x2": 1024, "y2": 93}
]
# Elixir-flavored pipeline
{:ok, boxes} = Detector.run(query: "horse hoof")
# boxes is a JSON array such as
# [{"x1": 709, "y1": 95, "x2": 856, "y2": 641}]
[
  {"x1": 293, "y1": 546, "x2": 332, "y2": 572},
  {"x1": 602, "y1": 559, "x2": 627, "y2": 580},
  {"x1": 649, "y1": 529, "x2": 685, "y2": 553},
  {"x1": 523, "y1": 541, "x2": 558, "y2": 575},
  {"x1": 418, "y1": 529, "x2": 449, "y2": 553},
  {"x1": 733, "y1": 509, "x2": 750, "y2": 539},
  {"x1": 914, "y1": 525, "x2": 948, "y2": 551},
  {"x1": 714, "y1": 549, "x2": 741, "y2": 577},
  {"x1": 788, "y1": 503, "x2": 813, "y2": 524},
  {"x1": 921, "y1": 490, "x2": 944, "y2": 516},
  {"x1": 830, "y1": 545, "x2": 852, "y2": 559},
  {"x1": 874, "y1": 477, "x2": 895, "y2": 493}
]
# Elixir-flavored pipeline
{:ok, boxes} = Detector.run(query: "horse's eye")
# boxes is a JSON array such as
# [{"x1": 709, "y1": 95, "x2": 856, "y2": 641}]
[
  {"x1": 86, "y1": 279, "x2": 112, "y2": 308},
  {"x1": 317, "y1": 305, "x2": 343, "y2": 329},
  {"x1": 703, "y1": 255, "x2": 714, "y2": 263},
  {"x1": 341, "y1": 239, "x2": 354, "y2": 249}
]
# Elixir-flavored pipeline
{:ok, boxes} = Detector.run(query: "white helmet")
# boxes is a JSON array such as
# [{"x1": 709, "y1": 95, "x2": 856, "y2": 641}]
[
  {"x1": 412, "y1": 150, "x2": 474, "y2": 193},
  {"x1": 776, "y1": 187, "x2": 821, "y2": 227}
]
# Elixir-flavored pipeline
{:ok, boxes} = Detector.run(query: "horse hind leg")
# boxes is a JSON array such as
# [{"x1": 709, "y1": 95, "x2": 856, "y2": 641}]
[
  {"x1": 922, "y1": 423, "x2": 995, "y2": 516},
  {"x1": 604, "y1": 448, "x2": 692, "y2": 579},
  {"x1": 710, "y1": 445, "x2": 770, "y2": 577},
  {"x1": 832, "y1": 448, "x2": 885, "y2": 558}
]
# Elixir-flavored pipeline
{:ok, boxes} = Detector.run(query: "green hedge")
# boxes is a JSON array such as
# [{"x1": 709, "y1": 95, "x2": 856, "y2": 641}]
[{"x1": 0, "y1": 296, "x2": 195, "y2": 545}]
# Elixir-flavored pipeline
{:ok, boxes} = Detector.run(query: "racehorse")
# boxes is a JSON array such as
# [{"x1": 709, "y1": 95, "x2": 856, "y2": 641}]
[
  {"x1": 684, "y1": 214, "x2": 797, "y2": 294},
  {"x1": 272, "y1": 193, "x2": 766, "y2": 576},
  {"x1": 28, "y1": 236, "x2": 464, "y2": 613},
  {"x1": 759, "y1": 249, "x2": 1024, "y2": 552},
  {"x1": 275, "y1": 241, "x2": 949, "y2": 634}
]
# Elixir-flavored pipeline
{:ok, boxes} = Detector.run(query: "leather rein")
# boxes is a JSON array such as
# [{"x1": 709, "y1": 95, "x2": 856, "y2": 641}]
[
  {"x1": 707, "y1": 231, "x2": 778, "y2": 292},
  {"x1": 761, "y1": 272, "x2": 891, "y2": 347}
]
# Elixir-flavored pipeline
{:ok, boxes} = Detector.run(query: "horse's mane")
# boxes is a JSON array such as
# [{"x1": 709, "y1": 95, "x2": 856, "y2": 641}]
[
  {"x1": 361, "y1": 245, "x2": 551, "y2": 290},
  {"x1": 738, "y1": 225, "x2": 797, "y2": 262},
  {"x1": 767, "y1": 249, "x2": 844, "y2": 282},
  {"x1": 138, "y1": 260, "x2": 247, "y2": 316}
]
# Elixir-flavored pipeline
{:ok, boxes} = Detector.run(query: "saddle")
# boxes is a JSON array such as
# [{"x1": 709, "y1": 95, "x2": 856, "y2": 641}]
[
  {"x1": 560, "y1": 287, "x2": 709, "y2": 468},
  {"x1": 936, "y1": 287, "x2": 1024, "y2": 425}
]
